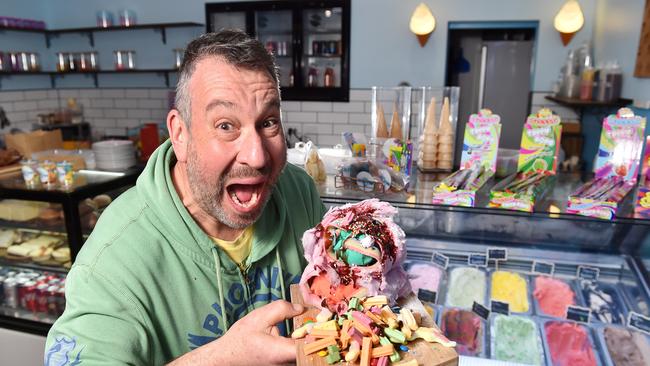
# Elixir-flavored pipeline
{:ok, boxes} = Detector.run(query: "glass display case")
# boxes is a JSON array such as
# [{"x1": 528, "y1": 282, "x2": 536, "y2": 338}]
[
  {"x1": 317, "y1": 169, "x2": 650, "y2": 365},
  {"x1": 205, "y1": 0, "x2": 351, "y2": 101},
  {"x1": 0, "y1": 168, "x2": 140, "y2": 335}
]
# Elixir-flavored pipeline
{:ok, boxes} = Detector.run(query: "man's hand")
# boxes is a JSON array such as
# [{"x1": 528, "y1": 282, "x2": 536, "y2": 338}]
[{"x1": 168, "y1": 300, "x2": 305, "y2": 366}]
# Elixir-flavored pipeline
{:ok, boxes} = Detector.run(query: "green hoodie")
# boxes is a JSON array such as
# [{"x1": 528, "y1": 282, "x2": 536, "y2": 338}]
[{"x1": 44, "y1": 140, "x2": 326, "y2": 365}]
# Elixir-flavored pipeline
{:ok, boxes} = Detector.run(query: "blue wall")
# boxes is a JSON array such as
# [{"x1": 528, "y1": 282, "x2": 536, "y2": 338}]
[
  {"x1": 594, "y1": 0, "x2": 650, "y2": 102},
  {"x1": 3, "y1": 0, "x2": 601, "y2": 90}
]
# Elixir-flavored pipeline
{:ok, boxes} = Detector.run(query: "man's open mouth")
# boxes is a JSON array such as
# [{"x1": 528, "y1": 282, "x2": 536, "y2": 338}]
[{"x1": 226, "y1": 182, "x2": 266, "y2": 210}]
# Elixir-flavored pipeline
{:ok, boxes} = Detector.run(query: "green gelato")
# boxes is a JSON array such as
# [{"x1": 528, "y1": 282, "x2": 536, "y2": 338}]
[{"x1": 492, "y1": 315, "x2": 542, "y2": 365}]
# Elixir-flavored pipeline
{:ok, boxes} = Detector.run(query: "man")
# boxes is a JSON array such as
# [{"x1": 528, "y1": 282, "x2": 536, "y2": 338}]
[{"x1": 45, "y1": 30, "x2": 326, "y2": 365}]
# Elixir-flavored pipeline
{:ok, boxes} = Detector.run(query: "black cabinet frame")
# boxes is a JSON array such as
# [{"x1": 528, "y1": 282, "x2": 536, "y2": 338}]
[{"x1": 205, "y1": 0, "x2": 351, "y2": 101}]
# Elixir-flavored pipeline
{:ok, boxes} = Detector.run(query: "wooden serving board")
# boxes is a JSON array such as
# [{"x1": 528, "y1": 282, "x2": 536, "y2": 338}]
[{"x1": 290, "y1": 284, "x2": 458, "y2": 366}]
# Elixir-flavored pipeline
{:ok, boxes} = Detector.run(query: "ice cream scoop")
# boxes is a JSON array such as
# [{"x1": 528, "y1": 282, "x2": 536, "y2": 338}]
[
  {"x1": 491, "y1": 271, "x2": 529, "y2": 313},
  {"x1": 299, "y1": 199, "x2": 411, "y2": 312},
  {"x1": 534, "y1": 276, "x2": 576, "y2": 318},
  {"x1": 404, "y1": 260, "x2": 443, "y2": 295},
  {"x1": 544, "y1": 321, "x2": 597, "y2": 366},
  {"x1": 492, "y1": 315, "x2": 542, "y2": 365},
  {"x1": 580, "y1": 280, "x2": 626, "y2": 324},
  {"x1": 604, "y1": 326, "x2": 650, "y2": 366},
  {"x1": 440, "y1": 308, "x2": 483, "y2": 356},
  {"x1": 445, "y1": 267, "x2": 486, "y2": 308}
]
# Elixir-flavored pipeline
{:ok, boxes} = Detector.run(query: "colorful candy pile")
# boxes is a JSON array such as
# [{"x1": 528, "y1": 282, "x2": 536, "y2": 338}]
[{"x1": 292, "y1": 294, "x2": 456, "y2": 365}]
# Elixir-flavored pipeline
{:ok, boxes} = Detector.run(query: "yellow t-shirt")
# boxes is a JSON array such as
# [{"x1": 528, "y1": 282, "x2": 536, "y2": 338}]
[{"x1": 210, "y1": 226, "x2": 254, "y2": 270}]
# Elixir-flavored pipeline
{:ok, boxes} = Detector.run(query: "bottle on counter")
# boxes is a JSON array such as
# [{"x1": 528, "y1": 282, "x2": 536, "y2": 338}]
[
  {"x1": 605, "y1": 61, "x2": 622, "y2": 102},
  {"x1": 579, "y1": 67, "x2": 594, "y2": 101},
  {"x1": 307, "y1": 65, "x2": 318, "y2": 87},
  {"x1": 324, "y1": 65, "x2": 335, "y2": 87}
]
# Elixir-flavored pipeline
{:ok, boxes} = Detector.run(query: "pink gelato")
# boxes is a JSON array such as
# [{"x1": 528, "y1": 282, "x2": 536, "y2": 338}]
[
  {"x1": 299, "y1": 199, "x2": 411, "y2": 312},
  {"x1": 534, "y1": 276, "x2": 576, "y2": 318}
]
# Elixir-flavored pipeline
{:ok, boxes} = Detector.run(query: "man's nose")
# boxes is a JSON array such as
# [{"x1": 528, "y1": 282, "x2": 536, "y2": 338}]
[{"x1": 237, "y1": 129, "x2": 268, "y2": 170}]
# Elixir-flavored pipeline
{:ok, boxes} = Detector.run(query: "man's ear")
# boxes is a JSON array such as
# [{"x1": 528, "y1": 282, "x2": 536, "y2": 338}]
[{"x1": 167, "y1": 109, "x2": 189, "y2": 162}]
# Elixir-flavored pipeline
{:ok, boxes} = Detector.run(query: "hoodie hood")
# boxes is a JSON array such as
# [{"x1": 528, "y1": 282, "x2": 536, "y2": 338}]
[{"x1": 136, "y1": 139, "x2": 287, "y2": 273}]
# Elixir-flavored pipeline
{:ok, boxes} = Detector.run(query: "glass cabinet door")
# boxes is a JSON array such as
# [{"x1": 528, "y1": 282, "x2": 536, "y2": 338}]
[
  {"x1": 208, "y1": 11, "x2": 247, "y2": 32},
  {"x1": 254, "y1": 9, "x2": 294, "y2": 88},
  {"x1": 302, "y1": 6, "x2": 343, "y2": 88}
]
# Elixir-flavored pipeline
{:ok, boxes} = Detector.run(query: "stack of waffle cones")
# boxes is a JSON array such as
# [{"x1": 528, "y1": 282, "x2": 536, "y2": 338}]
[{"x1": 417, "y1": 97, "x2": 454, "y2": 170}]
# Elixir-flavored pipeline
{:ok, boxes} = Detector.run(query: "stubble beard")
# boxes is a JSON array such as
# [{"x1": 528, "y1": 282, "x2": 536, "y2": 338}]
[{"x1": 185, "y1": 139, "x2": 284, "y2": 229}]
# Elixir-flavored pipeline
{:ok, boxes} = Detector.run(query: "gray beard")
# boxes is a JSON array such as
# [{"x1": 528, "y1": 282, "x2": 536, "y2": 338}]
[{"x1": 185, "y1": 140, "x2": 278, "y2": 230}]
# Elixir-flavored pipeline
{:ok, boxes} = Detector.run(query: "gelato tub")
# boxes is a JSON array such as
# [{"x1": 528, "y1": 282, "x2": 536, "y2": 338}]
[
  {"x1": 533, "y1": 276, "x2": 579, "y2": 318},
  {"x1": 440, "y1": 307, "x2": 486, "y2": 357},
  {"x1": 542, "y1": 320, "x2": 600, "y2": 366},
  {"x1": 490, "y1": 314, "x2": 544, "y2": 365},
  {"x1": 444, "y1": 266, "x2": 487, "y2": 309},
  {"x1": 490, "y1": 270, "x2": 531, "y2": 313},
  {"x1": 598, "y1": 325, "x2": 650, "y2": 366},
  {"x1": 579, "y1": 280, "x2": 628, "y2": 324},
  {"x1": 404, "y1": 259, "x2": 445, "y2": 298}
]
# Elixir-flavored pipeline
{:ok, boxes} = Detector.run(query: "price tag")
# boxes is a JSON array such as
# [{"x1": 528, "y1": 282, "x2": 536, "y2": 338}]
[
  {"x1": 566, "y1": 305, "x2": 591, "y2": 323},
  {"x1": 490, "y1": 300, "x2": 510, "y2": 316},
  {"x1": 577, "y1": 266, "x2": 600, "y2": 281},
  {"x1": 468, "y1": 253, "x2": 488, "y2": 267},
  {"x1": 432, "y1": 252, "x2": 449, "y2": 270},
  {"x1": 418, "y1": 289, "x2": 437, "y2": 304},
  {"x1": 487, "y1": 247, "x2": 508, "y2": 261},
  {"x1": 533, "y1": 261, "x2": 555, "y2": 276},
  {"x1": 628, "y1": 312, "x2": 650, "y2": 335},
  {"x1": 472, "y1": 301, "x2": 490, "y2": 320}
]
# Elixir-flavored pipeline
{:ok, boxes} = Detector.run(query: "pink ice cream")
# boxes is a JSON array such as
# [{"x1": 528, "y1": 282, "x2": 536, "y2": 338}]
[{"x1": 299, "y1": 199, "x2": 411, "y2": 312}]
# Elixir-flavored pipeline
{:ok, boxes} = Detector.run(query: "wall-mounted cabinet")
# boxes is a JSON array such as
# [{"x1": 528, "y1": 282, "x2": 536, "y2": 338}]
[{"x1": 205, "y1": 0, "x2": 351, "y2": 101}]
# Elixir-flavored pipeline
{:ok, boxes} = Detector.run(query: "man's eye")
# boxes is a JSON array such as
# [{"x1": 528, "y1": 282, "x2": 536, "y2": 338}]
[
  {"x1": 262, "y1": 119, "x2": 279, "y2": 129},
  {"x1": 216, "y1": 122, "x2": 234, "y2": 131}
]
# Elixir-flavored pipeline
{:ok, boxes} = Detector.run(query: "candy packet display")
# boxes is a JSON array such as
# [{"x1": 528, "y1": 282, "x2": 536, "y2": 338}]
[
  {"x1": 432, "y1": 109, "x2": 501, "y2": 207},
  {"x1": 568, "y1": 108, "x2": 646, "y2": 220},
  {"x1": 635, "y1": 136, "x2": 650, "y2": 219},
  {"x1": 489, "y1": 108, "x2": 561, "y2": 212}
]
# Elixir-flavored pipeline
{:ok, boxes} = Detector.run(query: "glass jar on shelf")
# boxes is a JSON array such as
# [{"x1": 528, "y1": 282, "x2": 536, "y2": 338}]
[
  {"x1": 56, "y1": 52, "x2": 67, "y2": 72},
  {"x1": 173, "y1": 49, "x2": 183, "y2": 69},
  {"x1": 114, "y1": 50, "x2": 136, "y2": 70}
]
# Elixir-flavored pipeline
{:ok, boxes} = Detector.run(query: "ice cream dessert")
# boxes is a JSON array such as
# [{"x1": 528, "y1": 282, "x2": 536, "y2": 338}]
[
  {"x1": 490, "y1": 271, "x2": 529, "y2": 313},
  {"x1": 445, "y1": 267, "x2": 485, "y2": 308},
  {"x1": 580, "y1": 280, "x2": 626, "y2": 323},
  {"x1": 299, "y1": 199, "x2": 411, "y2": 312},
  {"x1": 533, "y1": 276, "x2": 576, "y2": 317},
  {"x1": 404, "y1": 260, "x2": 443, "y2": 294},
  {"x1": 440, "y1": 308, "x2": 483, "y2": 356},
  {"x1": 492, "y1": 315, "x2": 542, "y2": 365},
  {"x1": 544, "y1": 321, "x2": 597, "y2": 366},
  {"x1": 604, "y1": 326, "x2": 650, "y2": 366}
]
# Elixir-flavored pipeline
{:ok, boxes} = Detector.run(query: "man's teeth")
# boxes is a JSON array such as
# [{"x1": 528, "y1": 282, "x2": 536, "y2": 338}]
[{"x1": 230, "y1": 191, "x2": 259, "y2": 208}]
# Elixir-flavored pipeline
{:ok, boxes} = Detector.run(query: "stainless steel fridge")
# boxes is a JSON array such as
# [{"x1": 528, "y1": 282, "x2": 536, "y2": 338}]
[{"x1": 447, "y1": 26, "x2": 536, "y2": 157}]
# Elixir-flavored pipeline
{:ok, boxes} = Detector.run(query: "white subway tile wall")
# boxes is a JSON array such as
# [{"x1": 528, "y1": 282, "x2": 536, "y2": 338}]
[{"x1": 0, "y1": 89, "x2": 569, "y2": 145}]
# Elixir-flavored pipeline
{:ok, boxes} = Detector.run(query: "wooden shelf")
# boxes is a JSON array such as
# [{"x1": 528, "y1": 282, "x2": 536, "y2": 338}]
[{"x1": 545, "y1": 95, "x2": 633, "y2": 109}]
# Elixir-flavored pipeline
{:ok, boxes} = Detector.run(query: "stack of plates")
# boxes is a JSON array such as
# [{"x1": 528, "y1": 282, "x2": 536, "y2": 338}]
[{"x1": 92, "y1": 140, "x2": 136, "y2": 171}]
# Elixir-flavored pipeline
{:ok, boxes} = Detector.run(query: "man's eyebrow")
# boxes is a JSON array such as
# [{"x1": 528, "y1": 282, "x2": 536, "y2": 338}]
[{"x1": 206, "y1": 99, "x2": 235, "y2": 112}]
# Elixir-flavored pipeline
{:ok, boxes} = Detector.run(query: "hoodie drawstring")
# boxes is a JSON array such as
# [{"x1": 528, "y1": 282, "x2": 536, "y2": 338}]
[
  {"x1": 211, "y1": 245, "x2": 290, "y2": 335},
  {"x1": 211, "y1": 247, "x2": 229, "y2": 332},
  {"x1": 275, "y1": 246, "x2": 291, "y2": 334}
]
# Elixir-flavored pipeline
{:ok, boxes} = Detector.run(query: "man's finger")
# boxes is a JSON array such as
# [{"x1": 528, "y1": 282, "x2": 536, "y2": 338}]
[
  {"x1": 250, "y1": 300, "x2": 304, "y2": 326},
  {"x1": 262, "y1": 333, "x2": 298, "y2": 364}
]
